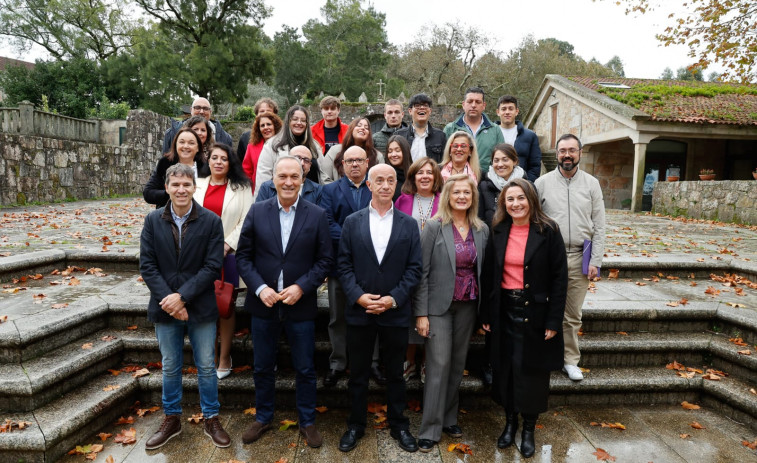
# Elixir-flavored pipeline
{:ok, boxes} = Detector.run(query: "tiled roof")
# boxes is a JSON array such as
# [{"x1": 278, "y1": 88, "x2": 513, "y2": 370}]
[
  {"x1": 0, "y1": 56, "x2": 35, "y2": 71},
  {"x1": 567, "y1": 76, "x2": 757, "y2": 126}
]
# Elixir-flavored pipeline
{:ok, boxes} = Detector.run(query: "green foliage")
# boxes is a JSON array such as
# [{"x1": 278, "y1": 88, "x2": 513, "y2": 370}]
[
  {"x1": 88, "y1": 96, "x2": 130, "y2": 119},
  {"x1": 235, "y1": 106, "x2": 256, "y2": 122},
  {"x1": 660, "y1": 67, "x2": 674, "y2": 80},
  {"x1": 271, "y1": 25, "x2": 319, "y2": 104},
  {"x1": 301, "y1": 0, "x2": 391, "y2": 101},
  {"x1": 595, "y1": 81, "x2": 757, "y2": 109}
]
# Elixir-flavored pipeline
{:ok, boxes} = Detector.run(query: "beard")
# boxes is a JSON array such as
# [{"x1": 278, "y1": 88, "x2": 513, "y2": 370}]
[{"x1": 559, "y1": 157, "x2": 580, "y2": 172}]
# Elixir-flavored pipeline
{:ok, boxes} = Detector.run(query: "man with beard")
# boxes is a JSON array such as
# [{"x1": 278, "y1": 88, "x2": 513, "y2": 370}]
[{"x1": 535, "y1": 134, "x2": 605, "y2": 382}]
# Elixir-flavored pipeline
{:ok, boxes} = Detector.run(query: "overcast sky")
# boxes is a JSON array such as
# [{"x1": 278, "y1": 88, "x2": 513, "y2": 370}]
[{"x1": 1, "y1": 0, "x2": 713, "y2": 80}]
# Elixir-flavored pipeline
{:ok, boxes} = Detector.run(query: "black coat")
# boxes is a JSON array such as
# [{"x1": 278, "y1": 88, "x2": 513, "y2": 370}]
[
  {"x1": 143, "y1": 156, "x2": 206, "y2": 208},
  {"x1": 481, "y1": 217, "x2": 568, "y2": 382},
  {"x1": 139, "y1": 200, "x2": 224, "y2": 324},
  {"x1": 477, "y1": 177, "x2": 501, "y2": 227},
  {"x1": 394, "y1": 123, "x2": 447, "y2": 163}
]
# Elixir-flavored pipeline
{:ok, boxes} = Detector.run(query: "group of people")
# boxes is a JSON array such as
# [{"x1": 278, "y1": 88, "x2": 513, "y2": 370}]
[{"x1": 139, "y1": 88, "x2": 605, "y2": 457}]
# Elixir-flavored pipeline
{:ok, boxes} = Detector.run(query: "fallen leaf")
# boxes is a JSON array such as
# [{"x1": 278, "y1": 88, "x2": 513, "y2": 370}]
[
  {"x1": 125, "y1": 325, "x2": 137, "y2": 330},
  {"x1": 101, "y1": 335, "x2": 117, "y2": 342},
  {"x1": 676, "y1": 371, "x2": 696, "y2": 378},
  {"x1": 243, "y1": 407, "x2": 256, "y2": 416},
  {"x1": 666, "y1": 301, "x2": 680, "y2": 307},
  {"x1": 616, "y1": 331, "x2": 628, "y2": 336},
  {"x1": 0, "y1": 315, "x2": 7, "y2": 323},
  {"x1": 114, "y1": 428, "x2": 137, "y2": 444},
  {"x1": 187, "y1": 413, "x2": 204, "y2": 424},
  {"x1": 232, "y1": 365, "x2": 251, "y2": 373},
  {"x1": 81, "y1": 343, "x2": 93, "y2": 350},
  {"x1": 146, "y1": 362, "x2": 162, "y2": 369},
  {"x1": 737, "y1": 350, "x2": 751, "y2": 355},
  {"x1": 315, "y1": 406, "x2": 328, "y2": 413},
  {"x1": 51, "y1": 303, "x2": 69, "y2": 309},
  {"x1": 103, "y1": 385, "x2": 120, "y2": 391},
  {"x1": 367, "y1": 403, "x2": 387, "y2": 414},
  {"x1": 407, "y1": 399, "x2": 421, "y2": 412},
  {"x1": 288, "y1": 442, "x2": 297, "y2": 448},
  {"x1": 750, "y1": 388, "x2": 757, "y2": 395},
  {"x1": 106, "y1": 456, "x2": 115, "y2": 463},
  {"x1": 183, "y1": 366, "x2": 197, "y2": 374},
  {"x1": 681, "y1": 401, "x2": 701, "y2": 410},
  {"x1": 374, "y1": 415, "x2": 387, "y2": 424},
  {"x1": 115, "y1": 416, "x2": 134, "y2": 425},
  {"x1": 535, "y1": 424, "x2": 545, "y2": 429},
  {"x1": 447, "y1": 442, "x2": 473, "y2": 455},
  {"x1": 635, "y1": 282, "x2": 647, "y2": 286},
  {"x1": 727, "y1": 302, "x2": 747, "y2": 308},
  {"x1": 592, "y1": 448, "x2": 616, "y2": 461},
  {"x1": 279, "y1": 419, "x2": 297, "y2": 431},
  {"x1": 274, "y1": 458, "x2": 288, "y2": 463},
  {"x1": 132, "y1": 368, "x2": 150, "y2": 378},
  {"x1": 136, "y1": 406, "x2": 159, "y2": 417},
  {"x1": 607, "y1": 269, "x2": 619, "y2": 279},
  {"x1": 742, "y1": 439, "x2": 757, "y2": 450},
  {"x1": 679, "y1": 433, "x2": 692, "y2": 439},
  {"x1": 690, "y1": 421, "x2": 706, "y2": 429},
  {"x1": 98, "y1": 433, "x2": 112, "y2": 441},
  {"x1": 68, "y1": 277, "x2": 81, "y2": 286}
]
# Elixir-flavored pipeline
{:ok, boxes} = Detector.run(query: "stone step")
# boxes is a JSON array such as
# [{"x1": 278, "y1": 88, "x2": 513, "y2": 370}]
[
  {"x1": 0, "y1": 328, "x2": 123, "y2": 412},
  {"x1": 578, "y1": 331, "x2": 711, "y2": 368},
  {"x1": 0, "y1": 372, "x2": 138, "y2": 463}
]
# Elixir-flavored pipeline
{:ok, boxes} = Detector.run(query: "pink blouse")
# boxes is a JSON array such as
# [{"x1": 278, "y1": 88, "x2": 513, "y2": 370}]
[{"x1": 501, "y1": 223, "x2": 529, "y2": 289}]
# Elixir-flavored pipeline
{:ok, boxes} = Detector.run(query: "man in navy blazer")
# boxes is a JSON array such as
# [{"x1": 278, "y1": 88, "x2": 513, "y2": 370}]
[
  {"x1": 236, "y1": 156, "x2": 333, "y2": 448},
  {"x1": 317, "y1": 146, "x2": 383, "y2": 387},
  {"x1": 336, "y1": 164, "x2": 423, "y2": 453}
]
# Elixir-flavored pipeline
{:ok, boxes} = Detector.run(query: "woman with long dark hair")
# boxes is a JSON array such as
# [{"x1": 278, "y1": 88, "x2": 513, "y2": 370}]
[
  {"x1": 318, "y1": 117, "x2": 384, "y2": 184},
  {"x1": 143, "y1": 127, "x2": 205, "y2": 208},
  {"x1": 385, "y1": 135, "x2": 412, "y2": 201},
  {"x1": 481, "y1": 178, "x2": 567, "y2": 458},
  {"x1": 254, "y1": 105, "x2": 321, "y2": 197},
  {"x1": 194, "y1": 143, "x2": 253, "y2": 379},
  {"x1": 479, "y1": 144, "x2": 526, "y2": 226},
  {"x1": 242, "y1": 112, "x2": 284, "y2": 191},
  {"x1": 184, "y1": 115, "x2": 215, "y2": 162}
]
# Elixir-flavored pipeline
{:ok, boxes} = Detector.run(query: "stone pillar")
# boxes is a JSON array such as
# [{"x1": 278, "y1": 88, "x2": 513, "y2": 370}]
[
  {"x1": 631, "y1": 142, "x2": 647, "y2": 212},
  {"x1": 18, "y1": 100, "x2": 34, "y2": 135}
]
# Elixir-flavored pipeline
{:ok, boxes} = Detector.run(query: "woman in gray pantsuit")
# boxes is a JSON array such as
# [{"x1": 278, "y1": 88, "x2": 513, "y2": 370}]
[{"x1": 414, "y1": 174, "x2": 489, "y2": 452}]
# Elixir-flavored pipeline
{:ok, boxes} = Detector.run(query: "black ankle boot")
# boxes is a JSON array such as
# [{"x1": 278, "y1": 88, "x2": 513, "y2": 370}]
[
  {"x1": 520, "y1": 414, "x2": 537, "y2": 458},
  {"x1": 497, "y1": 413, "x2": 518, "y2": 448}
]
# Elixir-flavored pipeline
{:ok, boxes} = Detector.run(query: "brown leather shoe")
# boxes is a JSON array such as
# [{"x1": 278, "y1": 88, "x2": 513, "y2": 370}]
[
  {"x1": 145, "y1": 415, "x2": 181, "y2": 450},
  {"x1": 204, "y1": 416, "x2": 231, "y2": 448},
  {"x1": 242, "y1": 421, "x2": 272, "y2": 444},
  {"x1": 300, "y1": 424, "x2": 323, "y2": 448}
]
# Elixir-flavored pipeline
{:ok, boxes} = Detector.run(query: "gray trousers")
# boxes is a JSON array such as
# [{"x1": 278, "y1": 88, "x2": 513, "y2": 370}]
[
  {"x1": 564, "y1": 252, "x2": 588, "y2": 366},
  {"x1": 419, "y1": 300, "x2": 477, "y2": 441},
  {"x1": 328, "y1": 278, "x2": 378, "y2": 371}
]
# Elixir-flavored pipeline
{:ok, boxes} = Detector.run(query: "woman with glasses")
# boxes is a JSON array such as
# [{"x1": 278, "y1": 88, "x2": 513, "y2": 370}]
[
  {"x1": 414, "y1": 174, "x2": 488, "y2": 452},
  {"x1": 439, "y1": 131, "x2": 480, "y2": 182},
  {"x1": 318, "y1": 117, "x2": 385, "y2": 184},
  {"x1": 481, "y1": 178, "x2": 567, "y2": 458},
  {"x1": 254, "y1": 105, "x2": 322, "y2": 198}
]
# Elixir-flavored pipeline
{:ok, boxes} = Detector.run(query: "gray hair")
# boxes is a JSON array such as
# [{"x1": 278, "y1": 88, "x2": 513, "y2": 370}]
[
  {"x1": 274, "y1": 155, "x2": 304, "y2": 176},
  {"x1": 165, "y1": 164, "x2": 196, "y2": 185}
]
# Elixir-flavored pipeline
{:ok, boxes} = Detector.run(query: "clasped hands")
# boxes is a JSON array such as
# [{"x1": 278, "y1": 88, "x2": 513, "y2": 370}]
[
  {"x1": 357, "y1": 293, "x2": 393, "y2": 315},
  {"x1": 160, "y1": 293, "x2": 188, "y2": 321},
  {"x1": 259, "y1": 285, "x2": 303, "y2": 308}
]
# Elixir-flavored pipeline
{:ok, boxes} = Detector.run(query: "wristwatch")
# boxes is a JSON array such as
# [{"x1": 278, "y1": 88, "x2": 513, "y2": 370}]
[{"x1": 390, "y1": 296, "x2": 397, "y2": 309}]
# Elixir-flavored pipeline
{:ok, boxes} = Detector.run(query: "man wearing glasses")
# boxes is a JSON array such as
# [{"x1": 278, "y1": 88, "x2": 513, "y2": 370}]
[
  {"x1": 163, "y1": 97, "x2": 233, "y2": 154},
  {"x1": 318, "y1": 146, "x2": 373, "y2": 388},
  {"x1": 254, "y1": 146, "x2": 322, "y2": 205},
  {"x1": 535, "y1": 134, "x2": 605, "y2": 382},
  {"x1": 395, "y1": 94, "x2": 447, "y2": 163}
]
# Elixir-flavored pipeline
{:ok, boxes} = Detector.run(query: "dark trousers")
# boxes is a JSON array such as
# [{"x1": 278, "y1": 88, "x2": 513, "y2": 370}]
[{"x1": 346, "y1": 323, "x2": 409, "y2": 431}]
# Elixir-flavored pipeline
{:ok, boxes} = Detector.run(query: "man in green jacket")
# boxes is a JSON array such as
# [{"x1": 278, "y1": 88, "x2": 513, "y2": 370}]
[{"x1": 443, "y1": 87, "x2": 504, "y2": 174}]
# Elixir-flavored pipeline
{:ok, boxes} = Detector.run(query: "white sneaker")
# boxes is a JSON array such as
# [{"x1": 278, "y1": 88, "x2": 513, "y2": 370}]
[{"x1": 563, "y1": 364, "x2": 584, "y2": 381}]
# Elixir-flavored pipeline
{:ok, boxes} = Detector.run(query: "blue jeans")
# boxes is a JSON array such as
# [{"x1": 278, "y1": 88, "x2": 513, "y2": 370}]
[
  {"x1": 155, "y1": 320, "x2": 219, "y2": 418},
  {"x1": 251, "y1": 315, "x2": 317, "y2": 427}
]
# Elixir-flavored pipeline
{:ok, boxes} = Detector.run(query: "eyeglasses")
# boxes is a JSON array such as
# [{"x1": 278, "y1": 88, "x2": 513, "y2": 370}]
[
  {"x1": 192, "y1": 105, "x2": 211, "y2": 112},
  {"x1": 558, "y1": 148, "x2": 580, "y2": 155},
  {"x1": 412, "y1": 103, "x2": 430, "y2": 109},
  {"x1": 294, "y1": 156, "x2": 312, "y2": 165},
  {"x1": 451, "y1": 144, "x2": 469, "y2": 150},
  {"x1": 343, "y1": 158, "x2": 367, "y2": 165}
]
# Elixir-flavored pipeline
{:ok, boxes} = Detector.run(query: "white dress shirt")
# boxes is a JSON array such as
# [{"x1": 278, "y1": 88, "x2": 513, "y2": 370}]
[{"x1": 369, "y1": 203, "x2": 393, "y2": 264}]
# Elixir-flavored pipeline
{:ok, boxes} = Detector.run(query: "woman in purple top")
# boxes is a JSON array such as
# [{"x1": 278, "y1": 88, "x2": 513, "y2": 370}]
[
  {"x1": 394, "y1": 156, "x2": 444, "y2": 381},
  {"x1": 412, "y1": 174, "x2": 489, "y2": 452}
]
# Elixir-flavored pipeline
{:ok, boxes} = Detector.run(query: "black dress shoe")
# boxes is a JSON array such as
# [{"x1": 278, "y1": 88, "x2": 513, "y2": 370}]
[
  {"x1": 370, "y1": 365, "x2": 387, "y2": 385},
  {"x1": 442, "y1": 424, "x2": 463, "y2": 438},
  {"x1": 390, "y1": 428, "x2": 418, "y2": 452},
  {"x1": 338, "y1": 428, "x2": 364, "y2": 452},
  {"x1": 324, "y1": 369, "x2": 344, "y2": 387},
  {"x1": 418, "y1": 438, "x2": 436, "y2": 452}
]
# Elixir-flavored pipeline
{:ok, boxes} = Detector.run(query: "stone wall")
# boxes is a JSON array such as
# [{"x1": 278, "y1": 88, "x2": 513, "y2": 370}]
[
  {"x1": 0, "y1": 109, "x2": 169, "y2": 205},
  {"x1": 652, "y1": 180, "x2": 757, "y2": 225}
]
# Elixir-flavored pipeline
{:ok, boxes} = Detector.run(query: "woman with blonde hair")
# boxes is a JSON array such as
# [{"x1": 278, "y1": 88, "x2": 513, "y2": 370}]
[
  {"x1": 439, "y1": 131, "x2": 480, "y2": 182},
  {"x1": 414, "y1": 174, "x2": 489, "y2": 452}
]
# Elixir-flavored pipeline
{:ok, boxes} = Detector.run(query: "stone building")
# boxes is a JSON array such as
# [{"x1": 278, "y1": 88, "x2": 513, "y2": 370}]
[{"x1": 525, "y1": 75, "x2": 757, "y2": 211}]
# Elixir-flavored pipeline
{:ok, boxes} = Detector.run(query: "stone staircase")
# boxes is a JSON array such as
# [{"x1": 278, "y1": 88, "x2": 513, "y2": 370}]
[{"x1": 1, "y1": 249, "x2": 756, "y2": 462}]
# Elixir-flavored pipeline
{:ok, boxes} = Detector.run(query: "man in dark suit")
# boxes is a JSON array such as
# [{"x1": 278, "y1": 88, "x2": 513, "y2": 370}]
[
  {"x1": 318, "y1": 146, "x2": 385, "y2": 386},
  {"x1": 236, "y1": 156, "x2": 334, "y2": 448},
  {"x1": 336, "y1": 164, "x2": 423, "y2": 453},
  {"x1": 140, "y1": 164, "x2": 231, "y2": 450}
]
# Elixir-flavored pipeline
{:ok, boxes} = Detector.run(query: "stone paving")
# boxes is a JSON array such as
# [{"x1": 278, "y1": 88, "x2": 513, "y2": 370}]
[{"x1": 2, "y1": 198, "x2": 757, "y2": 462}]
